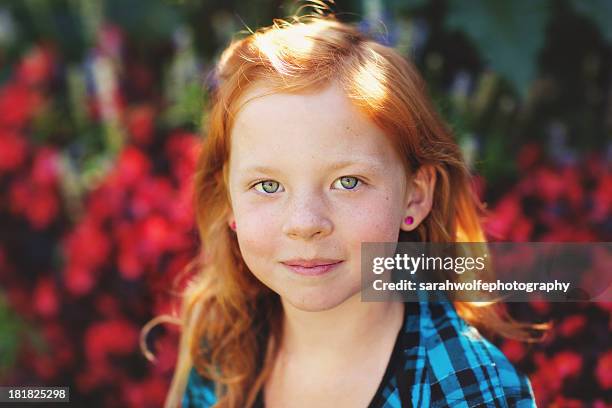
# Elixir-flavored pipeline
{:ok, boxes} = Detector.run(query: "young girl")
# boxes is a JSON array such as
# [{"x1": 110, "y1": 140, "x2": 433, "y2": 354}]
[{"x1": 152, "y1": 13, "x2": 545, "y2": 408}]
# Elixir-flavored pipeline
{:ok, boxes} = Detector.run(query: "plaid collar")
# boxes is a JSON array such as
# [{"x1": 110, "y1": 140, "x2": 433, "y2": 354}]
[{"x1": 368, "y1": 293, "x2": 536, "y2": 407}]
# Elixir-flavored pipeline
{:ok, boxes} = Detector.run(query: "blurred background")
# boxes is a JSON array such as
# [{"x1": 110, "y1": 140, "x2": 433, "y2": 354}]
[{"x1": 0, "y1": 0, "x2": 610, "y2": 406}]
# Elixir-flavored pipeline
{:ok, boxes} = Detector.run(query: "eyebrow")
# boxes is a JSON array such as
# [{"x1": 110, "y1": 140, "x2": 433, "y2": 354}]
[{"x1": 241, "y1": 160, "x2": 384, "y2": 175}]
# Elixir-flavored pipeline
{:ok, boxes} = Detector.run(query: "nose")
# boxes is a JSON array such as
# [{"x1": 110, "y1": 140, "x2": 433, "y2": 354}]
[{"x1": 282, "y1": 192, "x2": 333, "y2": 240}]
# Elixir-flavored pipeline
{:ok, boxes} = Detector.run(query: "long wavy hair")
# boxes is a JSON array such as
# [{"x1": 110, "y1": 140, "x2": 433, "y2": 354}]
[{"x1": 142, "y1": 14, "x2": 547, "y2": 408}]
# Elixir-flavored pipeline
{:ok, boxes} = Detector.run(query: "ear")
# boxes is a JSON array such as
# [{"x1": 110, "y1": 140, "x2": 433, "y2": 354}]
[{"x1": 400, "y1": 165, "x2": 436, "y2": 232}]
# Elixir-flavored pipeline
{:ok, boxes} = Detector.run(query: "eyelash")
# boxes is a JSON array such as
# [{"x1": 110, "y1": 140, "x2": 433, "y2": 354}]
[{"x1": 250, "y1": 176, "x2": 365, "y2": 194}]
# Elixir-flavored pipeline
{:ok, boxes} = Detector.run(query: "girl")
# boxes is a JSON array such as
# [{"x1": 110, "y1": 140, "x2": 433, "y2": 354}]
[{"x1": 147, "y1": 12, "x2": 546, "y2": 408}]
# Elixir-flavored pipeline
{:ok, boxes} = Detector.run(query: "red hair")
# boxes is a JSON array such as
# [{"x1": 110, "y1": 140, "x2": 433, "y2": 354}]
[{"x1": 143, "y1": 15, "x2": 547, "y2": 408}]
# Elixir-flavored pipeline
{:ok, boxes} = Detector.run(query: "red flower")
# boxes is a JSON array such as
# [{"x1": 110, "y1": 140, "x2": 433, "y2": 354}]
[
  {"x1": 529, "y1": 300, "x2": 551, "y2": 315},
  {"x1": 501, "y1": 340, "x2": 526, "y2": 363},
  {"x1": 509, "y1": 216, "x2": 533, "y2": 242},
  {"x1": 557, "y1": 314, "x2": 586, "y2": 338},
  {"x1": 165, "y1": 131, "x2": 200, "y2": 182},
  {"x1": 64, "y1": 218, "x2": 111, "y2": 270},
  {"x1": 0, "y1": 130, "x2": 28, "y2": 172},
  {"x1": 64, "y1": 263, "x2": 95, "y2": 296},
  {"x1": 591, "y1": 173, "x2": 612, "y2": 222},
  {"x1": 138, "y1": 215, "x2": 174, "y2": 257},
  {"x1": 127, "y1": 105, "x2": 155, "y2": 145},
  {"x1": 0, "y1": 83, "x2": 42, "y2": 128},
  {"x1": 112, "y1": 147, "x2": 151, "y2": 188},
  {"x1": 122, "y1": 376, "x2": 169, "y2": 408},
  {"x1": 63, "y1": 218, "x2": 111, "y2": 295},
  {"x1": 148, "y1": 333, "x2": 178, "y2": 375},
  {"x1": 86, "y1": 184, "x2": 125, "y2": 222},
  {"x1": 530, "y1": 369, "x2": 561, "y2": 405},
  {"x1": 595, "y1": 351, "x2": 612, "y2": 389},
  {"x1": 33, "y1": 277, "x2": 59, "y2": 317},
  {"x1": 9, "y1": 179, "x2": 59, "y2": 229},
  {"x1": 534, "y1": 167, "x2": 566, "y2": 204},
  {"x1": 130, "y1": 176, "x2": 174, "y2": 218},
  {"x1": 118, "y1": 245, "x2": 144, "y2": 280},
  {"x1": 9, "y1": 179, "x2": 29, "y2": 213},
  {"x1": 15, "y1": 45, "x2": 55, "y2": 86},
  {"x1": 25, "y1": 187, "x2": 59, "y2": 229},
  {"x1": 561, "y1": 166, "x2": 584, "y2": 211},
  {"x1": 168, "y1": 182, "x2": 195, "y2": 230},
  {"x1": 550, "y1": 396, "x2": 585, "y2": 408},
  {"x1": 31, "y1": 147, "x2": 60, "y2": 187},
  {"x1": 486, "y1": 195, "x2": 521, "y2": 239},
  {"x1": 595, "y1": 301, "x2": 612, "y2": 314},
  {"x1": 84, "y1": 319, "x2": 139, "y2": 363},
  {"x1": 552, "y1": 351, "x2": 582, "y2": 379}
]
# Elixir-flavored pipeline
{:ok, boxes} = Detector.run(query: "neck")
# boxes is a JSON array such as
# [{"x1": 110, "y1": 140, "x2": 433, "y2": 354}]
[{"x1": 278, "y1": 294, "x2": 405, "y2": 363}]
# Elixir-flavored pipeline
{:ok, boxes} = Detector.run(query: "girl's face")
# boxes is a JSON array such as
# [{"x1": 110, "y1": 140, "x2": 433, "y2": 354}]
[{"x1": 227, "y1": 82, "x2": 410, "y2": 312}]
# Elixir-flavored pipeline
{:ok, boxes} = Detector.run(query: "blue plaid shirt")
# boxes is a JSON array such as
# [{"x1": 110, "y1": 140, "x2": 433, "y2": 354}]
[{"x1": 183, "y1": 295, "x2": 536, "y2": 407}]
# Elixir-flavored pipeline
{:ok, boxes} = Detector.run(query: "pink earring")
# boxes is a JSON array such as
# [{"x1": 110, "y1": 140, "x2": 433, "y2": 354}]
[
  {"x1": 404, "y1": 216, "x2": 414, "y2": 225},
  {"x1": 230, "y1": 221, "x2": 236, "y2": 231}
]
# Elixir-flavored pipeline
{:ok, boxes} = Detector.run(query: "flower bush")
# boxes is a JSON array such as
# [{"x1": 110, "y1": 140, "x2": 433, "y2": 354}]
[{"x1": 0, "y1": 2, "x2": 610, "y2": 407}]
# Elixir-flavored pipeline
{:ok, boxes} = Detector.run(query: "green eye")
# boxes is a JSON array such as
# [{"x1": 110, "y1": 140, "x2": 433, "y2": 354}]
[
  {"x1": 255, "y1": 180, "x2": 281, "y2": 194},
  {"x1": 338, "y1": 176, "x2": 359, "y2": 190}
]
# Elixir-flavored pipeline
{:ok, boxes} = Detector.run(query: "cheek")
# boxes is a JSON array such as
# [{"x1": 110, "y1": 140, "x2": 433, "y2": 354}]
[
  {"x1": 338, "y1": 190, "x2": 403, "y2": 243},
  {"x1": 234, "y1": 201, "x2": 281, "y2": 268}
]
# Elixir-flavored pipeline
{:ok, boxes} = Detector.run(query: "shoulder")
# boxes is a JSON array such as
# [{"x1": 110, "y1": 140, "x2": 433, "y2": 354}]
[
  {"x1": 183, "y1": 366, "x2": 217, "y2": 408},
  {"x1": 418, "y1": 301, "x2": 536, "y2": 407}
]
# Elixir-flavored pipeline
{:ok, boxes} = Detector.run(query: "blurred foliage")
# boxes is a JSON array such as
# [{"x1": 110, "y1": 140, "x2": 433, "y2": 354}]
[
  {"x1": 0, "y1": 294, "x2": 45, "y2": 377},
  {"x1": 381, "y1": 0, "x2": 611, "y2": 187},
  {"x1": 0, "y1": 295, "x2": 21, "y2": 375},
  {"x1": 444, "y1": 0, "x2": 549, "y2": 98},
  {"x1": 0, "y1": 0, "x2": 610, "y2": 406}
]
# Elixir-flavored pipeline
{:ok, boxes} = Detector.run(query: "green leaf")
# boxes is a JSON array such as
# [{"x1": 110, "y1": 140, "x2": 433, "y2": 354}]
[
  {"x1": 164, "y1": 81, "x2": 206, "y2": 131},
  {"x1": 569, "y1": 0, "x2": 612, "y2": 42},
  {"x1": 0, "y1": 294, "x2": 23, "y2": 376},
  {"x1": 445, "y1": 0, "x2": 550, "y2": 98}
]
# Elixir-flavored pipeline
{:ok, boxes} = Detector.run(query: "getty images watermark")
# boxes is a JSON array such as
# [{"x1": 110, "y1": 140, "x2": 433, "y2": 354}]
[{"x1": 361, "y1": 242, "x2": 611, "y2": 302}]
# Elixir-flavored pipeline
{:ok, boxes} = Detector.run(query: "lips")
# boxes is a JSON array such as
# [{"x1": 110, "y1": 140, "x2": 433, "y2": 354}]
[
  {"x1": 281, "y1": 259, "x2": 343, "y2": 276},
  {"x1": 282, "y1": 259, "x2": 342, "y2": 267}
]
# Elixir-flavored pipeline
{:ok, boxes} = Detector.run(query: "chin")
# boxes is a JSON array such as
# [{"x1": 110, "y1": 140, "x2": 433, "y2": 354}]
[{"x1": 282, "y1": 289, "x2": 358, "y2": 312}]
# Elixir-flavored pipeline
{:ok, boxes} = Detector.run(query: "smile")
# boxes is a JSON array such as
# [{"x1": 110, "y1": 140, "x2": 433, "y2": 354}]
[{"x1": 281, "y1": 260, "x2": 344, "y2": 276}]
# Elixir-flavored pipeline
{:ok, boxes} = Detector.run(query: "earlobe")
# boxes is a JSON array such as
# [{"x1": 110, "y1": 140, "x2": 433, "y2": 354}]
[
  {"x1": 227, "y1": 209, "x2": 236, "y2": 231},
  {"x1": 400, "y1": 165, "x2": 436, "y2": 231}
]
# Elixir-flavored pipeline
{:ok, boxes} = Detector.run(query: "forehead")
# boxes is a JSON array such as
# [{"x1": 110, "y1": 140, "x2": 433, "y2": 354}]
[{"x1": 229, "y1": 82, "x2": 401, "y2": 168}]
